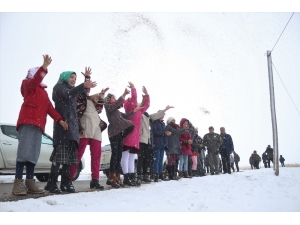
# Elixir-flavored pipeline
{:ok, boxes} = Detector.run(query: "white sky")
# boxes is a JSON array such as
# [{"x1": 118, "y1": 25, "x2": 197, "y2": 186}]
[{"x1": 0, "y1": 1, "x2": 300, "y2": 169}]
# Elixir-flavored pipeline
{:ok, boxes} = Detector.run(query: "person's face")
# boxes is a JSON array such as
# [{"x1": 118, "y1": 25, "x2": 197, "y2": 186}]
[
  {"x1": 170, "y1": 119, "x2": 175, "y2": 124},
  {"x1": 159, "y1": 115, "x2": 165, "y2": 121},
  {"x1": 209, "y1": 128, "x2": 214, "y2": 134},
  {"x1": 183, "y1": 121, "x2": 189, "y2": 129},
  {"x1": 69, "y1": 74, "x2": 77, "y2": 87},
  {"x1": 110, "y1": 96, "x2": 116, "y2": 104},
  {"x1": 220, "y1": 128, "x2": 225, "y2": 134}
]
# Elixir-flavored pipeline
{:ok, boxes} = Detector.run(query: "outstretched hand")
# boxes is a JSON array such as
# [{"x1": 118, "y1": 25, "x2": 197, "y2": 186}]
[
  {"x1": 42, "y1": 54, "x2": 52, "y2": 70},
  {"x1": 127, "y1": 82, "x2": 135, "y2": 89},
  {"x1": 142, "y1": 86, "x2": 148, "y2": 96},
  {"x1": 84, "y1": 80, "x2": 97, "y2": 88},
  {"x1": 101, "y1": 87, "x2": 109, "y2": 93},
  {"x1": 123, "y1": 88, "x2": 130, "y2": 97},
  {"x1": 81, "y1": 67, "x2": 92, "y2": 77},
  {"x1": 165, "y1": 105, "x2": 174, "y2": 111},
  {"x1": 134, "y1": 105, "x2": 144, "y2": 113}
]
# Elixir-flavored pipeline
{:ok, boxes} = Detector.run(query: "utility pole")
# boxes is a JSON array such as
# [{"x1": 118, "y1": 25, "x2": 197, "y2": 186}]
[{"x1": 267, "y1": 50, "x2": 279, "y2": 176}]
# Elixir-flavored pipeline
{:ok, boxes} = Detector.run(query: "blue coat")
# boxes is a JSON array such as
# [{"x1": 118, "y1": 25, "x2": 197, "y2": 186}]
[
  {"x1": 151, "y1": 119, "x2": 168, "y2": 149},
  {"x1": 220, "y1": 133, "x2": 234, "y2": 156}
]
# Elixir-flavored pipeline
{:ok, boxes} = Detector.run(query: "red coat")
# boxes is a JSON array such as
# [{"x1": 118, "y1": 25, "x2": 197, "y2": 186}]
[
  {"x1": 16, "y1": 67, "x2": 62, "y2": 133},
  {"x1": 179, "y1": 118, "x2": 192, "y2": 156}
]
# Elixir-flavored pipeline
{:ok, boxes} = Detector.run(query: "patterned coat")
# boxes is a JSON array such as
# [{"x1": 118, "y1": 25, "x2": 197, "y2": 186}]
[{"x1": 179, "y1": 118, "x2": 192, "y2": 156}]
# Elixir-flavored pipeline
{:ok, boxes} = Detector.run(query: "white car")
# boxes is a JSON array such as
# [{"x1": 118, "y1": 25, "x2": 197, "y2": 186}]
[{"x1": 0, "y1": 123, "x2": 111, "y2": 182}]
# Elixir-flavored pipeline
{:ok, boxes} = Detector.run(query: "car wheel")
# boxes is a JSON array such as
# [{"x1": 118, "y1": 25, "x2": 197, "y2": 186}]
[
  {"x1": 35, "y1": 173, "x2": 49, "y2": 182},
  {"x1": 72, "y1": 162, "x2": 82, "y2": 181}
]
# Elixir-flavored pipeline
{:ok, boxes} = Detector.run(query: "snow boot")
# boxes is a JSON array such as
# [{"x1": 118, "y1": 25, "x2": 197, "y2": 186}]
[
  {"x1": 123, "y1": 174, "x2": 136, "y2": 186},
  {"x1": 106, "y1": 172, "x2": 120, "y2": 189},
  {"x1": 60, "y1": 169, "x2": 75, "y2": 193},
  {"x1": 90, "y1": 179, "x2": 104, "y2": 190},
  {"x1": 25, "y1": 179, "x2": 45, "y2": 194},
  {"x1": 178, "y1": 171, "x2": 183, "y2": 179},
  {"x1": 44, "y1": 173, "x2": 62, "y2": 194},
  {"x1": 12, "y1": 179, "x2": 27, "y2": 196},
  {"x1": 183, "y1": 171, "x2": 192, "y2": 178},
  {"x1": 136, "y1": 174, "x2": 142, "y2": 186},
  {"x1": 130, "y1": 173, "x2": 139, "y2": 186},
  {"x1": 143, "y1": 174, "x2": 151, "y2": 183},
  {"x1": 153, "y1": 173, "x2": 159, "y2": 182},
  {"x1": 159, "y1": 173, "x2": 170, "y2": 181},
  {"x1": 115, "y1": 173, "x2": 124, "y2": 187}
]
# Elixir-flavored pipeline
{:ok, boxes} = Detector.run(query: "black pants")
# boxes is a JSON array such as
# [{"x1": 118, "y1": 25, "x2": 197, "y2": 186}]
[
  {"x1": 221, "y1": 154, "x2": 230, "y2": 173},
  {"x1": 137, "y1": 143, "x2": 151, "y2": 175},
  {"x1": 188, "y1": 155, "x2": 193, "y2": 175},
  {"x1": 206, "y1": 166, "x2": 210, "y2": 173},
  {"x1": 234, "y1": 161, "x2": 239, "y2": 172},
  {"x1": 109, "y1": 125, "x2": 134, "y2": 173},
  {"x1": 50, "y1": 162, "x2": 70, "y2": 183},
  {"x1": 267, "y1": 158, "x2": 273, "y2": 168},
  {"x1": 280, "y1": 162, "x2": 285, "y2": 167},
  {"x1": 263, "y1": 160, "x2": 268, "y2": 168},
  {"x1": 253, "y1": 161, "x2": 259, "y2": 169}
]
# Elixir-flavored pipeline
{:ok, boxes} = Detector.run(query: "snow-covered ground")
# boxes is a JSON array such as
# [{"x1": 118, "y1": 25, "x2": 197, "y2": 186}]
[{"x1": 1, "y1": 167, "x2": 299, "y2": 212}]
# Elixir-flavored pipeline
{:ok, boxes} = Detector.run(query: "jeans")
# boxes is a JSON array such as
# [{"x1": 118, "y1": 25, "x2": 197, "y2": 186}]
[
  {"x1": 153, "y1": 147, "x2": 165, "y2": 174},
  {"x1": 178, "y1": 155, "x2": 188, "y2": 171}
]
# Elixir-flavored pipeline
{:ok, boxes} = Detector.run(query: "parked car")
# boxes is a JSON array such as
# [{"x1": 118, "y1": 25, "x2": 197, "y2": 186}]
[{"x1": 0, "y1": 123, "x2": 111, "y2": 182}]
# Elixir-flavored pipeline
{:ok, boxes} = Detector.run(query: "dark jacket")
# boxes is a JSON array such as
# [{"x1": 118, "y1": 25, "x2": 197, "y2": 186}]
[
  {"x1": 262, "y1": 153, "x2": 268, "y2": 163},
  {"x1": 151, "y1": 119, "x2": 168, "y2": 149},
  {"x1": 165, "y1": 122, "x2": 187, "y2": 155},
  {"x1": 104, "y1": 96, "x2": 134, "y2": 138},
  {"x1": 52, "y1": 80, "x2": 86, "y2": 145},
  {"x1": 251, "y1": 153, "x2": 261, "y2": 162},
  {"x1": 265, "y1": 147, "x2": 274, "y2": 159},
  {"x1": 219, "y1": 133, "x2": 234, "y2": 156},
  {"x1": 192, "y1": 131, "x2": 205, "y2": 154},
  {"x1": 203, "y1": 132, "x2": 223, "y2": 154},
  {"x1": 279, "y1": 156, "x2": 285, "y2": 163}
]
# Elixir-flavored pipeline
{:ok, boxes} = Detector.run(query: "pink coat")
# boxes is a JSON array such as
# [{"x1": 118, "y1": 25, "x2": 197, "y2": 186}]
[{"x1": 123, "y1": 88, "x2": 150, "y2": 153}]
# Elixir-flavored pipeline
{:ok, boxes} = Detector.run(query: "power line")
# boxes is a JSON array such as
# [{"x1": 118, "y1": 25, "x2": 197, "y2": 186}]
[
  {"x1": 272, "y1": 62, "x2": 300, "y2": 116},
  {"x1": 271, "y1": 12, "x2": 294, "y2": 52}
]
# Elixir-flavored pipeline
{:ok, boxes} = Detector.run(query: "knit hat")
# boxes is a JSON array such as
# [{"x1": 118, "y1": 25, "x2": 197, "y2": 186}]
[
  {"x1": 25, "y1": 67, "x2": 47, "y2": 88},
  {"x1": 105, "y1": 93, "x2": 115, "y2": 103},
  {"x1": 58, "y1": 71, "x2": 76, "y2": 83},
  {"x1": 167, "y1": 117, "x2": 175, "y2": 124}
]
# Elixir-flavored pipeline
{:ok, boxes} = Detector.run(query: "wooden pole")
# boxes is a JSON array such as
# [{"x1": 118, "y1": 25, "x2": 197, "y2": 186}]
[{"x1": 267, "y1": 50, "x2": 279, "y2": 176}]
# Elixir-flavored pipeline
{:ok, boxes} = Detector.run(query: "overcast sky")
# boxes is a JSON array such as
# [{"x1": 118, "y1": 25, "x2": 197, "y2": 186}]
[{"x1": 0, "y1": 3, "x2": 299, "y2": 167}]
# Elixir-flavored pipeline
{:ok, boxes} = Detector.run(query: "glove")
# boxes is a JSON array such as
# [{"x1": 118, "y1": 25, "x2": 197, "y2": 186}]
[{"x1": 164, "y1": 146, "x2": 169, "y2": 151}]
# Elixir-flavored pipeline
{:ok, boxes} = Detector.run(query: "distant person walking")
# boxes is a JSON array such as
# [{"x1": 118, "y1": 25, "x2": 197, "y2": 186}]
[
  {"x1": 279, "y1": 155, "x2": 285, "y2": 167},
  {"x1": 251, "y1": 151, "x2": 261, "y2": 169},
  {"x1": 233, "y1": 151, "x2": 240, "y2": 172},
  {"x1": 219, "y1": 127, "x2": 234, "y2": 174},
  {"x1": 262, "y1": 152, "x2": 268, "y2": 168},
  {"x1": 249, "y1": 154, "x2": 254, "y2": 170},
  {"x1": 265, "y1": 145, "x2": 274, "y2": 168}
]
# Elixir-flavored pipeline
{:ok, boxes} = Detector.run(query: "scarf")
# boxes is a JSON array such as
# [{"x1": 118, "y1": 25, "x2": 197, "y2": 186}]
[
  {"x1": 25, "y1": 67, "x2": 47, "y2": 88},
  {"x1": 58, "y1": 71, "x2": 76, "y2": 83}
]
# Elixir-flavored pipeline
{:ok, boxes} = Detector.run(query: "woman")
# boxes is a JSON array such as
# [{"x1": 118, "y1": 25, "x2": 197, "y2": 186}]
[
  {"x1": 13, "y1": 55, "x2": 68, "y2": 196},
  {"x1": 69, "y1": 67, "x2": 108, "y2": 190},
  {"x1": 178, "y1": 118, "x2": 193, "y2": 178},
  {"x1": 104, "y1": 87, "x2": 143, "y2": 188},
  {"x1": 44, "y1": 69, "x2": 97, "y2": 194},
  {"x1": 165, "y1": 117, "x2": 189, "y2": 180},
  {"x1": 122, "y1": 83, "x2": 149, "y2": 186}
]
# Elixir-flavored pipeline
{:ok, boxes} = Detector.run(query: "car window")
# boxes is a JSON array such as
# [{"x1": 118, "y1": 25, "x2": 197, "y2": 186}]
[
  {"x1": 41, "y1": 134, "x2": 53, "y2": 145},
  {"x1": 0, "y1": 125, "x2": 19, "y2": 139}
]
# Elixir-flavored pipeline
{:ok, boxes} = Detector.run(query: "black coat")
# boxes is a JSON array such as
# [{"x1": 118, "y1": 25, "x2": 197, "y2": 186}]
[
  {"x1": 219, "y1": 133, "x2": 234, "y2": 156},
  {"x1": 52, "y1": 80, "x2": 86, "y2": 145}
]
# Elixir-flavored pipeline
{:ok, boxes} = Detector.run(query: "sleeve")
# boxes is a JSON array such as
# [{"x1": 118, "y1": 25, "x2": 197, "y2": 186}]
[
  {"x1": 149, "y1": 110, "x2": 165, "y2": 121},
  {"x1": 179, "y1": 134, "x2": 188, "y2": 144},
  {"x1": 229, "y1": 135, "x2": 234, "y2": 151},
  {"x1": 203, "y1": 134, "x2": 208, "y2": 146},
  {"x1": 131, "y1": 87, "x2": 137, "y2": 103},
  {"x1": 217, "y1": 135, "x2": 223, "y2": 148},
  {"x1": 46, "y1": 97, "x2": 63, "y2": 123},
  {"x1": 121, "y1": 111, "x2": 135, "y2": 119},
  {"x1": 140, "y1": 95, "x2": 150, "y2": 114},
  {"x1": 104, "y1": 96, "x2": 125, "y2": 113}
]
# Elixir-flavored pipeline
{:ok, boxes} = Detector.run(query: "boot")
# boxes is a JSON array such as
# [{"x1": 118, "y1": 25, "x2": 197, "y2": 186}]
[
  {"x1": 44, "y1": 174, "x2": 62, "y2": 194},
  {"x1": 60, "y1": 180, "x2": 75, "y2": 193},
  {"x1": 169, "y1": 166, "x2": 175, "y2": 180},
  {"x1": 183, "y1": 171, "x2": 192, "y2": 178},
  {"x1": 25, "y1": 179, "x2": 45, "y2": 194},
  {"x1": 90, "y1": 179, "x2": 104, "y2": 190},
  {"x1": 12, "y1": 179, "x2": 27, "y2": 196},
  {"x1": 153, "y1": 173, "x2": 159, "y2": 182},
  {"x1": 143, "y1": 174, "x2": 151, "y2": 183},
  {"x1": 106, "y1": 172, "x2": 120, "y2": 189},
  {"x1": 192, "y1": 170, "x2": 199, "y2": 177},
  {"x1": 115, "y1": 173, "x2": 124, "y2": 187},
  {"x1": 159, "y1": 173, "x2": 170, "y2": 181},
  {"x1": 178, "y1": 171, "x2": 183, "y2": 179},
  {"x1": 123, "y1": 174, "x2": 135, "y2": 186},
  {"x1": 136, "y1": 174, "x2": 142, "y2": 186},
  {"x1": 130, "y1": 173, "x2": 138, "y2": 186},
  {"x1": 211, "y1": 171, "x2": 215, "y2": 175}
]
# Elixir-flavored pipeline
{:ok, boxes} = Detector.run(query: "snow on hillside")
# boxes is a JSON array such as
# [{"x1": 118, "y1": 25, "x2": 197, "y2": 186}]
[{"x1": 1, "y1": 167, "x2": 299, "y2": 212}]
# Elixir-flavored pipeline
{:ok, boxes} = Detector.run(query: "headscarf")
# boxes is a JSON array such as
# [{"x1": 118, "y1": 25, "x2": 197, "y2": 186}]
[
  {"x1": 58, "y1": 71, "x2": 76, "y2": 83},
  {"x1": 25, "y1": 67, "x2": 47, "y2": 88}
]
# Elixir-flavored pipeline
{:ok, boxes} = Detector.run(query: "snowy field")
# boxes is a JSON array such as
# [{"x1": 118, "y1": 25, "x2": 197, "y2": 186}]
[{"x1": 1, "y1": 167, "x2": 299, "y2": 212}]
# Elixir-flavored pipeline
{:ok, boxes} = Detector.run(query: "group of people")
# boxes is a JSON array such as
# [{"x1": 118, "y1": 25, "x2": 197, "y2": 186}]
[
  {"x1": 12, "y1": 54, "x2": 240, "y2": 196},
  {"x1": 249, "y1": 145, "x2": 286, "y2": 169}
]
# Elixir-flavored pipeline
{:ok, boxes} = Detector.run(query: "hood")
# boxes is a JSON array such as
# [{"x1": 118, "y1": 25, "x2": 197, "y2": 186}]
[
  {"x1": 124, "y1": 97, "x2": 136, "y2": 113},
  {"x1": 180, "y1": 118, "x2": 189, "y2": 127}
]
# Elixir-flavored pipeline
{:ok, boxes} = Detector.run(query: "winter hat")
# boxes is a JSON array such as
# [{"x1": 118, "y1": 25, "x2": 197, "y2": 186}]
[
  {"x1": 26, "y1": 67, "x2": 47, "y2": 88},
  {"x1": 105, "y1": 93, "x2": 115, "y2": 103},
  {"x1": 167, "y1": 117, "x2": 175, "y2": 124},
  {"x1": 58, "y1": 71, "x2": 76, "y2": 83}
]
